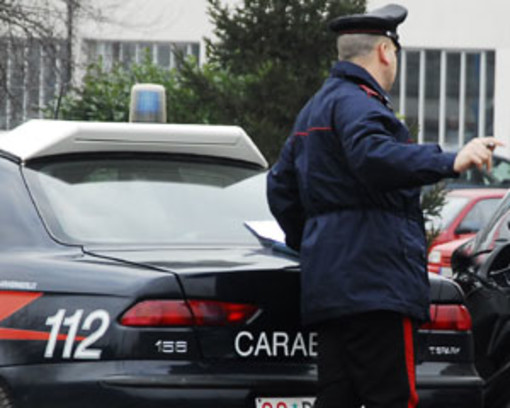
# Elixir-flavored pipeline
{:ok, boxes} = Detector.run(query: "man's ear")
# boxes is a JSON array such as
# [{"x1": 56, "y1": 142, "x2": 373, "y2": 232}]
[{"x1": 378, "y1": 41, "x2": 391, "y2": 66}]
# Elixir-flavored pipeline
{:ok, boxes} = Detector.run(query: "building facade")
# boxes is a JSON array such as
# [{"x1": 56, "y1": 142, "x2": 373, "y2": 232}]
[
  {"x1": 371, "y1": 0, "x2": 508, "y2": 152},
  {"x1": 1, "y1": 0, "x2": 509, "y2": 155}
]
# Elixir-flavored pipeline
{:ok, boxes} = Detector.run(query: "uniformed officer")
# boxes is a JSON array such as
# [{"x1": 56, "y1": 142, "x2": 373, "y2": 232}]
[{"x1": 266, "y1": 4, "x2": 502, "y2": 408}]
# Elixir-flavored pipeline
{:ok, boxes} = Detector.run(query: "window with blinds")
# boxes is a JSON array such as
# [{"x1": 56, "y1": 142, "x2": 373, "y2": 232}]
[{"x1": 391, "y1": 49, "x2": 495, "y2": 149}]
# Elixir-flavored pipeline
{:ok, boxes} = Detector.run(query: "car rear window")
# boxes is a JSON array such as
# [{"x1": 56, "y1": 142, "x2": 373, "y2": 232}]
[{"x1": 24, "y1": 155, "x2": 273, "y2": 246}]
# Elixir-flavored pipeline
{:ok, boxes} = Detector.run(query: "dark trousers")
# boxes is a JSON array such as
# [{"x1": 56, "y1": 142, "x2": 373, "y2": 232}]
[{"x1": 314, "y1": 311, "x2": 419, "y2": 408}]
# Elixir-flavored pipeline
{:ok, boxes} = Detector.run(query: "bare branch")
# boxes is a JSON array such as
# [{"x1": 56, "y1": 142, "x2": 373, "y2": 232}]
[{"x1": 0, "y1": 0, "x2": 103, "y2": 128}]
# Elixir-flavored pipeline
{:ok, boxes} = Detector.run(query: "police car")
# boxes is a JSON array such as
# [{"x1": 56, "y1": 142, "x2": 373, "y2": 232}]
[{"x1": 0, "y1": 87, "x2": 482, "y2": 407}]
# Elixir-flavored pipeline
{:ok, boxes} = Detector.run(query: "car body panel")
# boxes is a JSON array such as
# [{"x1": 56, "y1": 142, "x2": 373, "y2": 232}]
[
  {"x1": 0, "y1": 245, "x2": 483, "y2": 407},
  {"x1": 0, "y1": 120, "x2": 268, "y2": 168},
  {"x1": 0, "y1": 360, "x2": 484, "y2": 408}
]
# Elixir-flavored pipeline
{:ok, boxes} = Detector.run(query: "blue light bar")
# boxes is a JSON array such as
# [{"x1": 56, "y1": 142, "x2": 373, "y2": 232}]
[{"x1": 129, "y1": 84, "x2": 167, "y2": 123}]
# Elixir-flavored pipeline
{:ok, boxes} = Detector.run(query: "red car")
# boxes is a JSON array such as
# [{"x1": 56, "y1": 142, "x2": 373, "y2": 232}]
[
  {"x1": 427, "y1": 189, "x2": 507, "y2": 276},
  {"x1": 428, "y1": 237, "x2": 471, "y2": 276},
  {"x1": 428, "y1": 189, "x2": 506, "y2": 250}
]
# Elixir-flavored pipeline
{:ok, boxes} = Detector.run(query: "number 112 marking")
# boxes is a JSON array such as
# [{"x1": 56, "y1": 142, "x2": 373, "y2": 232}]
[{"x1": 44, "y1": 309, "x2": 110, "y2": 360}]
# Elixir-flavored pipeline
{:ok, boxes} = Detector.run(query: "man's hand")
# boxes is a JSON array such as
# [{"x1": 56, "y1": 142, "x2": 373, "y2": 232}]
[{"x1": 453, "y1": 137, "x2": 505, "y2": 173}]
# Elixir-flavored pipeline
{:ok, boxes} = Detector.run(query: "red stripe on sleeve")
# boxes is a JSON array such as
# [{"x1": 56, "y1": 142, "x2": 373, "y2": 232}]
[
  {"x1": 294, "y1": 127, "x2": 332, "y2": 138},
  {"x1": 308, "y1": 127, "x2": 332, "y2": 132}
]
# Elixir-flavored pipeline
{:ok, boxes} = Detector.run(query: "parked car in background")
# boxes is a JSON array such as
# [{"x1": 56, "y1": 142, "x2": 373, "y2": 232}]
[
  {"x1": 427, "y1": 189, "x2": 505, "y2": 277},
  {"x1": 427, "y1": 188, "x2": 505, "y2": 251},
  {"x1": 451, "y1": 189, "x2": 510, "y2": 408}
]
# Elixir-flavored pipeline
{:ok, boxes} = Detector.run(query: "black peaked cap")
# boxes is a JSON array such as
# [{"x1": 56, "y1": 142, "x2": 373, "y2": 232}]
[{"x1": 329, "y1": 4, "x2": 408, "y2": 46}]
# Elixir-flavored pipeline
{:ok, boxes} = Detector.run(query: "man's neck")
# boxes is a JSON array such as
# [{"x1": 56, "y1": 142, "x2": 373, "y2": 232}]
[{"x1": 348, "y1": 57, "x2": 389, "y2": 92}]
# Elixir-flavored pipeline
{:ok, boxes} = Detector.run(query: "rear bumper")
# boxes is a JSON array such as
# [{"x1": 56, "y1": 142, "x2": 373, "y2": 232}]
[
  {"x1": 415, "y1": 362, "x2": 483, "y2": 407},
  {"x1": 0, "y1": 361, "x2": 483, "y2": 408}
]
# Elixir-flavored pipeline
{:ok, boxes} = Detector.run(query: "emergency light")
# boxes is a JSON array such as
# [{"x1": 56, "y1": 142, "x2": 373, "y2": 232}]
[{"x1": 129, "y1": 83, "x2": 167, "y2": 123}]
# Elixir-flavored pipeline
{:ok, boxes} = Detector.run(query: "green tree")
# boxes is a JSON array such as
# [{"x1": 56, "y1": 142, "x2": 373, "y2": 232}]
[
  {"x1": 52, "y1": 55, "x2": 255, "y2": 127},
  {"x1": 422, "y1": 182, "x2": 447, "y2": 249},
  {"x1": 200, "y1": 0, "x2": 366, "y2": 161},
  {"x1": 54, "y1": 57, "x2": 171, "y2": 122},
  {"x1": 53, "y1": 0, "x2": 366, "y2": 162}
]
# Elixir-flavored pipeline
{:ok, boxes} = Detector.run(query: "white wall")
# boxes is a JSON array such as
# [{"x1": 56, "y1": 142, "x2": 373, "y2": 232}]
[
  {"x1": 368, "y1": 0, "x2": 510, "y2": 50},
  {"x1": 81, "y1": 0, "x2": 214, "y2": 41},
  {"x1": 77, "y1": 0, "x2": 218, "y2": 65},
  {"x1": 81, "y1": 0, "x2": 510, "y2": 50}
]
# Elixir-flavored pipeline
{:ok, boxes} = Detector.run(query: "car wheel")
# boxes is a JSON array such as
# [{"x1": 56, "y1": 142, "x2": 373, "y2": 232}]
[{"x1": 0, "y1": 386, "x2": 13, "y2": 408}]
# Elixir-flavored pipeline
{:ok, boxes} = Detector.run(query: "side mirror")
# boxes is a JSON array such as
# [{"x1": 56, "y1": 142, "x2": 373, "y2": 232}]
[{"x1": 451, "y1": 246, "x2": 474, "y2": 274}]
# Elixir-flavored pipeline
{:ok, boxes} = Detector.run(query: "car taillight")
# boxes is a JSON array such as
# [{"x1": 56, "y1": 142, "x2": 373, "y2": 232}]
[
  {"x1": 120, "y1": 299, "x2": 258, "y2": 327},
  {"x1": 187, "y1": 300, "x2": 258, "y2": 326},
  {"x1": 420, "y1": 304, "x2": 472, "y2": 331}
]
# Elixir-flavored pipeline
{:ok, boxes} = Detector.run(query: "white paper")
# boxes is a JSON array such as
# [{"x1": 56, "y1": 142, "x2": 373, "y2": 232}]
[{"x1": 244, "y1": 220, "x2": 286, "y2": 245}]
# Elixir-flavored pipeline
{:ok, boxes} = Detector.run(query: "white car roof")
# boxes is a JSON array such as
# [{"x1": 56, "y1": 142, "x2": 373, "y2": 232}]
[{"x1": 0, "y1": 120, "x2": 268, "y2": 168}]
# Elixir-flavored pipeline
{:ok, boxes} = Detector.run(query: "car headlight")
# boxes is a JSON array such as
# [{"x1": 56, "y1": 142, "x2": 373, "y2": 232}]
[{"x1": 428, "y1": 250, "x2": 441, "y2": 264}]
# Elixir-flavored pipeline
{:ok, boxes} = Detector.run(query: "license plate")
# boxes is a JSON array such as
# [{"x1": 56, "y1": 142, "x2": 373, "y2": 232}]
[{"x1": 255, "y1": 397, "x2": 316, "y2": 408}]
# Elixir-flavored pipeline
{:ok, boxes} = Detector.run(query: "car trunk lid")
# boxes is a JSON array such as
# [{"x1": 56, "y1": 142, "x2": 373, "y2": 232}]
[{"x1": 86, "y1": 246, "x2": 473, "y2": 364}]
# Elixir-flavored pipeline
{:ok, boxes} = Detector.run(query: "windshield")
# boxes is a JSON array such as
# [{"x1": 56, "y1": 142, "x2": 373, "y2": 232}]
[
  {"x1": 24, "y1": 156, "x2": 274, "y2": 246},
  {"x1": 426, "y1": 195, "x2": 470, "y2": 231}
]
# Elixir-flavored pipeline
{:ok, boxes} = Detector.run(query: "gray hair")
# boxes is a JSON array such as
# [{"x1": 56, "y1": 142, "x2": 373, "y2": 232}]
[{"x1": 336, "y1": 34, "x2": 384, "y2": 61}]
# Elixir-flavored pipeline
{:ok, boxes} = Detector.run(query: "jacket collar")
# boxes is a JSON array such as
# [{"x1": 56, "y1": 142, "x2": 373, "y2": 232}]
[{"x1": 330, "y1": 61, "x2": 393, "y2": 110}]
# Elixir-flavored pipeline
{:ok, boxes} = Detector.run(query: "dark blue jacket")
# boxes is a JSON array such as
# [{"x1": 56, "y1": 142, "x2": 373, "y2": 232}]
[{"x1": 267, "y1": 61, "x2": 458, "y2": 326}]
